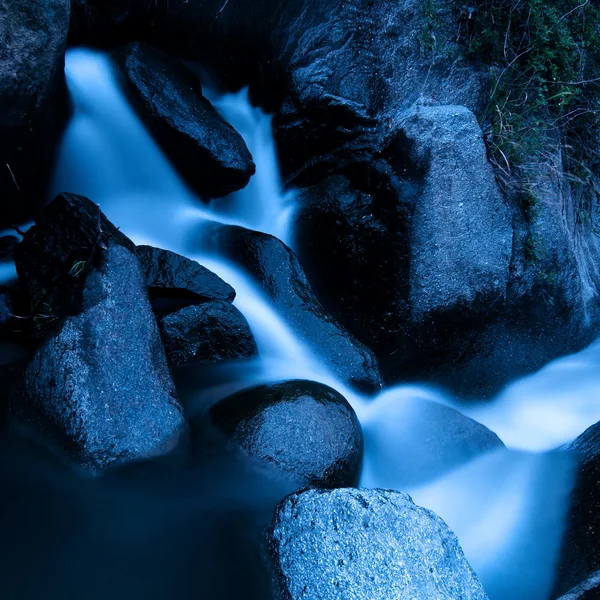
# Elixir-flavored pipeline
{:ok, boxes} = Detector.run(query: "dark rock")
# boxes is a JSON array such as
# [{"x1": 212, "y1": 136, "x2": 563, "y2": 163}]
[
  {"x1": 135, "y1": 245, "x2": 235, "y2": 312},
  {"x1": 364, "y1": 394, "x2": 504, "y2": 487},
  {"x1": 554, "y1": 422, "x2": 600, "y2": 597},
  {"x1": 556, "y1": 571, "x2": 600, "y2": 600},
  {"x1": 0, "y1": 0, "x2": 71, "y2": 227},
  {"x1": 0, "y1": 288, "x2": 12, "y2": 330},
  {"x1": 295, "y1": 106, "x2": 514, "y2": 393},
  {"x1": 266, "y1": 488, "x2": 489, "y2": 600},
  {"x1": 112, "y1": 42, "x2": 255, "y2": 198},
  {"x1": 0, "y1": 236, "x2": 18, "y2": 259},
  {"x1": 197, "y1": 223, "x2": 383, "y2": 394},
  {"x1": 294, "y1": 171, "x2": 410, "y2": 379},
  {"x1": 159, "y1": 301, "x2": 257, "y2": 367},
  {"x1": 10, "y1": 194, "x2": 185, "y2": 471},
  {"x1": 13, "y1": 192, "x2": 135, "y2": 322},
  {"x1": 209, "y1": 380, "x2": 363, "y2": 488}
]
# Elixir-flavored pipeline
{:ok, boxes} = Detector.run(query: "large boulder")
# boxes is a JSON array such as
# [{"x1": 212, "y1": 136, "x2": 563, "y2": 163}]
[
  {"x1": 10, "y1": 193, "x2": 186, "y2": 471},
  {"x1": 159, "y1": 301, "x2": 257, "y2": 367},
  {"x1": 208, "y1": 380, "x2": 363, "y2": 488},
  {"x1": 197, "y1": 223, "x2": 383, "y2": 394},
  {"x1": 1, "y1": 0, "x2": 71, "y2": 226},
  {"x1": 295, "y1": 105, "x2": 513, "y2": 391},
  {"x1": 553, "y1": 421, "x2": 600, "y2": 597},
  {"x1": 112, "y1": 42, "x2": 255, "y2": 198},
  {"x1": 556, "y1": 572, "x2": 600, "y2": 600},
  {"x1": 363, "y1": 392, "x2": 504, "y2": 488},
  {"x1": 266, "y1": 488, "x2": 489, "y2": 600}
]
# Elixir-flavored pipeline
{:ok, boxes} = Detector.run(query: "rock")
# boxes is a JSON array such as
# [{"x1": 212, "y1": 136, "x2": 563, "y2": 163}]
[
  {"x1": 0, "y1": 287, "x2": 13, "y2": 330},
  {"x1": 0, "y1": 236, "x2": 18, "y2": 259},
  {"x1": 556, "y1": 571, "x2": 600, "y2": 600},
  {"x1": 112, "y1": 42, "x2": 255, "y2": 198},
  {"x1": 68, "y1": 0, "x2": 600, "y2": 394},
  {"x1": 13, "y1": 192, "x2": 135, "y2": 322},
  {"x1": 0, "y1": 0, "x2": 71, "y2": 227},
  {"x1": 197, "y1": 223, "x2": 383, "y2": 394},
  {"x1": 266, "y1": 488, "x2": 489, "y2": 600},
  {"x1": 10, "y1": 193, "x2": 185, "y2": 471},
  {"x1": 159, "y1": 301, "x2": 258, "y2": 367},
  {"x1": 135, "y1": 245, "x2": 235, "y2": 313},
  {"x1": 363, "y1": 393, "x2": 504, "y2": 488},
  {"x1": 209, "y1": 380, "x2": 363, "y2": 488},
  {"x1": 553, "y1": 422, "x2": 600, "y2": 597}
]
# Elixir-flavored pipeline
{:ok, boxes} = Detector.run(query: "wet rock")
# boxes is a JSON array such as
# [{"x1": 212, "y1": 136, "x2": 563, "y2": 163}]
[
  {"x1": 266, "y1": 488, "x2": 489, "y2": 600},
  {"x1": 112, "y1": 42, "x2": 255, "y2": 198},
  {"x1": 364, "y1": 394, "x2": 504, "y2": 488},
  {"x1": 554, "y1": 422, "x2": 600, "y2": 597},
  {"x1": 13, "y1": 192, "x2": 134, "y2": 321},
  {"x1": 0, "y1": 288, "x2": 13, "y2": 330},
  {"x1": 295, "y1": 105, "x2": 514, "y2": 393},
  {"x1": 135, "y1": 245, "x2": 235, "y2": 313},
  {"x1": 159, "y1": 301, "x2": 257, "y2": 367},
  {"x1": 198, "y1": 223, "x2": 383, "y2": 394},
  {"x1": 0, "y1": 0, "x2": 71, "y2": 227},
  {"x1": 10, "y1": 193, "x2": 185, "y2": 471},
  {"x1": 556, "y1": 571, "x2": 600, "y2": 600},
  {"x1": 0, "y1": 236, "x2": 18, "y2": 260},
  {"x1": 209, "y1": 380, "x2": 363, "y2": 488}
]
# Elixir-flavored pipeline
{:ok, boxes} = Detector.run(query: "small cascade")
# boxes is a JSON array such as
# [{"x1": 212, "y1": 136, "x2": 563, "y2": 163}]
[{"x1": 42, "y1": 47, "x2": 600, "y2": 600}]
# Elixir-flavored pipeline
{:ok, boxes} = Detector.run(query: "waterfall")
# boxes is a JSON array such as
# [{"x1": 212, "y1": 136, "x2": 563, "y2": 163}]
[{"x1": 44, "y1": 47, "x2": 600, "y2": 599}]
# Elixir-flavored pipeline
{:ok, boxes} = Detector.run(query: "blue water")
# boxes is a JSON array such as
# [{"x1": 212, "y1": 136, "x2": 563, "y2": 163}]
[{"x1": 10, "y1": 47, "x2": 595, "y2": 599}]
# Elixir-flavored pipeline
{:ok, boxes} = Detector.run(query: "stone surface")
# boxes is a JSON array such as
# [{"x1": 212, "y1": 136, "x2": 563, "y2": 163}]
[
  {"x1": 113, "y1": 41, "x2": 255, "y2": 198},
  {"x1": 198, "y1": 223, "x2": 383, "y2": 394},
  {"x1": 0, "y1": 0, "x2": 71, "y2": 226},
  {"x1": 266, "y1": 487, "x2": 489, "y2": 600},
  {"x1": 10, "y1": 194, "x2": 185, "y2": 471},
  {"x1": 135, "y1": 245, "x2": 235, "y2": 310},
  {"x1": 69, "y1": 0, "x2": 600, "y2": 395},
  {"x1": 209, "y1": 380, "x2": 363, "y2": 488},
  {"x1": 556, "y1": 571, "x2": 600, "y2": 600},
  {"x1": 159, "y1": 301, "x2": 257, "y2": 367},
  {"x1": 554, "y1": 422, "x2": 600, "y2": 597}
]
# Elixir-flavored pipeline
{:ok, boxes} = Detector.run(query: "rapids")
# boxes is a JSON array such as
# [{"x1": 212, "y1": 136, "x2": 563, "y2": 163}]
[{"x1": 3, "y1": 47, "x2": 596, "y2": 599}]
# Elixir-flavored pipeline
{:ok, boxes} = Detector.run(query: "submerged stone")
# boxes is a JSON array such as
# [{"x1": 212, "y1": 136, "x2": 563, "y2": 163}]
[
  {"x1": 209, "y1": 380, "x2": 363, "y2": 488},
  {"x1": 266, "y1": 487, "x2": 489, "y2": 600}
]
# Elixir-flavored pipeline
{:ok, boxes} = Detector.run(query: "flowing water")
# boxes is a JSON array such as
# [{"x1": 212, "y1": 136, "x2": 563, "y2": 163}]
[{"x1": 4, "y1": 47, "x2": 600, "y2": 599}]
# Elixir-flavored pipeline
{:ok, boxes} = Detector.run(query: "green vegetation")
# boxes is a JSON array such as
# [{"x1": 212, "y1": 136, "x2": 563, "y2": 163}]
[{"x1": 453, "y1": 0, "x2": 600, "y2": 227}]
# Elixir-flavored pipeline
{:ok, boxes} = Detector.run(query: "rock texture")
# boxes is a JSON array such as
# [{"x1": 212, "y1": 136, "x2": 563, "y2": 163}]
[
  {"x1": 112, "y1": 42, "x2": 255, "y2": 198},
  {"x1": 209, "y1": 380, "x2": 363, "y2": 488},
  {"x1": 10, "y1": 193, "x2": 186, "y2": 471},
  {"x1": 135, "y1": 244, "x2": 235, "y2": 308},
  {"x1": 266, "y1": 488, "x2": 489, "y2": 600},
  {"x1": 554, "y1": 422, "x2": 600, "y2": 597},
  {"x1": 159, "y1": 301, "x2": 257, "y2": 367},
  {"x1": 556, "y1": 571, "x2": 600, "y2": 600},
  {"x1": 0, "y1": 0, "x2": 71, "y2": 226},
  {"x1": 198, "y1": 223, "x2": 383, "y2": 394}
]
